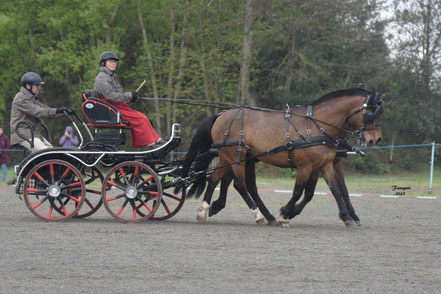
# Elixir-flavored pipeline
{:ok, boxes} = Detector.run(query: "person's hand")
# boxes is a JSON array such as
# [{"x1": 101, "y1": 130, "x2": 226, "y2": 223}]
[
  {"x1": 131, "y1": 92, "x2": 138, "y2": 103},
  {"x1": 67, "y1": 108, "x2": 75, "y2": 115},
  {"x1": 65, "y1": 131, "x2": 71, "y2": 137},
  {"x1": 56, "y1": 107, "x2": 68, "y2": 114}
]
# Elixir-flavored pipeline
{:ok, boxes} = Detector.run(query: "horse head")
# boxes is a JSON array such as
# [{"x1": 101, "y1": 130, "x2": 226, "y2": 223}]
[
  {"x1": 358, "y1": 90, "x2": 384, "y2": 146},
  {"x1": 345, "y1": 89, "x2": 384, "y2": 146}
]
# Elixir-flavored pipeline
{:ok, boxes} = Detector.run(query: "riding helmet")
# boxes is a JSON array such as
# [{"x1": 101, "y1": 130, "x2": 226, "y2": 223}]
[
  {"x1": 21, "y1": 72, "x2": 45, "y2": 87},
  {"x1": 99, "y1": 51, "x2": 119, "y2": 66}
]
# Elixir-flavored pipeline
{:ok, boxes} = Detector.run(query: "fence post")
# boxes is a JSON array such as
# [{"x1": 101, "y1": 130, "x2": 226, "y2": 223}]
[{"x1": 429, "y1": 142, "x2": 435, "y2": 192}]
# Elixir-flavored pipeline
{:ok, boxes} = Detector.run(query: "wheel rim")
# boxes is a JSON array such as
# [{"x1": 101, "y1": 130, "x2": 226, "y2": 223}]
[
  {"x1": 102, "y1": 162, "x2": 162, "y2": 222},
  {"x1": 74, "y1": 167, "x2": 104, "y2": 218},
  {"x1": 151, "y1": 183, "x2": 185, "y2": 221},
  {"x1": 24, "y1": 160, "x2": 85, "y2": 221}
]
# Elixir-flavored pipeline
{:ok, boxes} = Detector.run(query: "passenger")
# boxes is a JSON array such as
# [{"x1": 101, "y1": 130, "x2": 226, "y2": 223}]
[
  {"x1": 10, "y1": 72, "x2": 72, "y2": 152},
  {"x1": 59, "y1": 126, "x2": 79, "y2": 148},
  {"x1": 94, "y1": 51, "x2": 165, "y2": 149}
]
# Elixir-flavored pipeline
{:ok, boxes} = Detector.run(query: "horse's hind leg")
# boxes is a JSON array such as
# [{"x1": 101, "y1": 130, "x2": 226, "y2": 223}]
[
  {"x1": 197, "y1": 166, "x2": 229, "y2": 223},
  {"x1": 209, "y1": 171, "x2": 233, "y2": 217},
  {"x1": 279, "y1": 166, "x2": 312, "y2": 227},
  {"x1": 292, "y1": 170, "x2": 319, "y2": 217},
  {"x1": 245, "y1": 160, "x2": 277, "y2": 225},
  {"x1": 320, "y1": 161, "x2": 355, "y2": 227},
  {"x1": 334, "y1": 158, "x2": 360, "y2": 226}
]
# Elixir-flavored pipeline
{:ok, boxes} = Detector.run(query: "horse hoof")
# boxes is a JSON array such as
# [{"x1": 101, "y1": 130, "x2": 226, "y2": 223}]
[
  {"x1": 355, "y1": 220, "x2": 361, "y2": 227},
  {"x1": 344, "y1": 220, "x2": 356, "y2": 227},
  {"x1": 279, "y1": 218, "x2": 290, "y2": 228},
  {"x1": 252, "y1": 209, "x2": 266, "y2": 224},
  {"x1": 255, "y1": 216, "x2": 266, "y2": 224},
  {"x1": 196, "y1": 213, "x2": 207, "y2": 223},
  {"x1": 267, "y1": 220, "x2": 279, "y2": 226},
  {"x1": 196, "y1": 201, "x2": 209, "y2": 223}
]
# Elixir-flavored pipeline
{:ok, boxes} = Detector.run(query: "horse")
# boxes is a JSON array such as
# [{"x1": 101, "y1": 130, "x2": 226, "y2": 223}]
[{"x1": 179, "y1": 88, "x2": 383, "y2": 227}]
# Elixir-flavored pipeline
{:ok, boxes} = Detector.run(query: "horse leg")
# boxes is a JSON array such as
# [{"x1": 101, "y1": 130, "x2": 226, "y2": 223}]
[
  {"x1": 334, "y1": 158, "x2": 361, "y2": 226},
  {"x1": 279, "y1": 166, "x2": 312, "y2": 228},
  {"x1": 197, "y1": 166, "x2": 229, "y2": 223},
  {"x1": 209, "y1": 171, "x2": 233, "y2": 217},
  {"x1": 292, "y1": 170, "x2": 320, "y2": 217},
  {"x1": 245, "y1": 160, "x2": 277, "y2": 225},
  {"x1": 320, "y1": 161, "x2": 355, "y2": 227}
]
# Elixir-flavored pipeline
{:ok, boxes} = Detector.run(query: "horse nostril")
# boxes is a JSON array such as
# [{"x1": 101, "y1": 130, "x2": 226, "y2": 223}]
[
  {"x1": 368, "y1": 140, "x2": 374, "y2": 146},
  {"x1": 376, "y1": 138, "x2": 382, "y2": 144}
]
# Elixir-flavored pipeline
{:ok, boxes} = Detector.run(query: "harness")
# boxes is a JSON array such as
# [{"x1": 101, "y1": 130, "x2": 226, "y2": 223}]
[{"x1": 211, "y1": 105, "x2": 347, "y2": 168}]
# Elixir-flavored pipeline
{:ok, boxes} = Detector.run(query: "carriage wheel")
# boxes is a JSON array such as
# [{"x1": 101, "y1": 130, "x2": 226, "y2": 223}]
[
  {"x1": 102, "y1": 161, "x2": 162, "y2": 222},
  {"x1": 74, "y1": 167, "x2": 104, "y2": 218},
  {"x1": 23, "y1": 160, "x2": 85, "y2": 221},
  {"x1": 151, "y1": 181, "x2": 185, "y2": 221}
]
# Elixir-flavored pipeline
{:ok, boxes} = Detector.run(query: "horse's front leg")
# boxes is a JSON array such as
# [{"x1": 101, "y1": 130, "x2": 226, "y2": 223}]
[
  {"x1": 334, "y1": 158, "x2": 360, "y2": 226},
  {"x1": 279, "y1": 166, "x2": 312, "y2": 228},
  {"x1": 321, "y1": 161, "x2": 355, "y2": 227},
  {"x1": 245, "y1": 160, "x2": 276, "y2": 225}
]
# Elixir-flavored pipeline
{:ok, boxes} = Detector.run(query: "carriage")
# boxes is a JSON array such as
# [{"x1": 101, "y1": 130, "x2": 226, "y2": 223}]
[
  {"x1": 13, "y1": 87, "x2": 384, "y2": 227},
  {"x1": 13, "y1": 90, "x2": 186, "y2": 222}
]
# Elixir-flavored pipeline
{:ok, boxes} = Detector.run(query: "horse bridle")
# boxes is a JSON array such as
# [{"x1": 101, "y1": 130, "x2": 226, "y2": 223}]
[{"x1": 346, "y1": 94, "x2": 384, "y2": 142}]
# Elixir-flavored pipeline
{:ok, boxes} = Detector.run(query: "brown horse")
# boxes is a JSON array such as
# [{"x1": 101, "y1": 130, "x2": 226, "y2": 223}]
[{"x1": 180, "y1": 88, "x2": 383, "y2": 227}]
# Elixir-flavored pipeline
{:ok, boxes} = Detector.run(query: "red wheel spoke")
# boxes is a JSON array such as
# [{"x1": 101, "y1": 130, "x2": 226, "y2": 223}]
[
  {"x1": 118, "y1": 168, "x2": 130, "y2": 185},
  {"x1": 61, "y1": 167, "x2": 72, "y2": 179},
  {"x1": 86, "y1": 188, "x2": 101, "y2": 195},
  {"x1": 48, "y1": 207, "x2": 53, "y2": 218},
  {"x1": 116, "y1": 199, "x2": 129, "y2": 216},
  {"x1": 50, "y1": 163, "x2": 55, "y2": 184},
  {"x1": 163, "y1": 192, "x2": 181, "y2": 201},
  {"x1": 26, "y1": 188, "x2": 47, "y2": 195},
  {"x1": 32, "y1": 196, "x2": 49, "y2": 209},
  {"x1": 106, "y1": 193, "x2": 125, "y2": 202},
  {"x1": 33, "y1": 172, "x2": 49, "y2": 187},
  {"x1": 133, "y1": 166, "x2": 139, "y2": 177},
  {"x1": 135, "y1": 196, "x2": 152, "y2": 212},
  {"x1": 68, "y1": 196, "x2": 81, "y2": 203},
  {"x1": 143, "y1": 175, "x2": 153, "y2": 183},
  {"x1": 161, "y1": 199, "x2": 171, "y2": 214},
  {"x1": 85, "y1": 198, "x2": 95, "y2": 209},
  {"x1": 67, "y1": 181, "x2": 82, "y2": 188}
]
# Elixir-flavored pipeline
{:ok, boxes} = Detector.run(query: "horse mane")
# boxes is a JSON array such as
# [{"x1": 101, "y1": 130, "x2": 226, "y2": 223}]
[{"x1": 312, "y1": 88, "x2": 372, "y2": 106}]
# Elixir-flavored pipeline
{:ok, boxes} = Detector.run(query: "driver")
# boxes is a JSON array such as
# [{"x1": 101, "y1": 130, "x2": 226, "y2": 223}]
[
  {"x1": 10, "y1": 72, "x2": 71, "y2": 152},
  {"x1": 94, "y1": 51, "x2": 165, "y2": 149}
]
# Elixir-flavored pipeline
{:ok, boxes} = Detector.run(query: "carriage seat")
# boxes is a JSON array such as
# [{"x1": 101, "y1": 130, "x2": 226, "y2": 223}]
[
  {"x1": 81, "y1": 90, "x2": 130, "y2": 146},
  {"x1": 81, "y1": 90, "x2": 130, "y2": 128}
]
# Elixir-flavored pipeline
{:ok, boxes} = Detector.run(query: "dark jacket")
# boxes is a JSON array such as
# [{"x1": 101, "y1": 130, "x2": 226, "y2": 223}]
[
  {"x1": 10, "y1": 87, "x2": 60, "y2": 145},
  {"x1": 0, "y1": 134, "x2": 10, "y2": 164}
]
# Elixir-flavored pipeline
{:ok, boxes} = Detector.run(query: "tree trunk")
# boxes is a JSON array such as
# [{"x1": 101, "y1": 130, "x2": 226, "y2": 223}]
[
  {"x1": 197, "y1": 0, "x2": 211, "y2": 116},
  {"x1": 106, "y1": 7, "x2": 119, "y2": 44},
  {"x1": 137, "y1": 0, "x2": 161, "y2": 134},
  {"x1": 284, "y1": 35, "x2": 296, "y2": 97},
  {"x1": 238, "y1": 0, "x2": 255, "y2": 104},
  {"x1": 172, "y1": 0, "x2": 190, "y2": 122},
  {"x1": 166, "y1": 1, "x2": 176, "y2": 133}
]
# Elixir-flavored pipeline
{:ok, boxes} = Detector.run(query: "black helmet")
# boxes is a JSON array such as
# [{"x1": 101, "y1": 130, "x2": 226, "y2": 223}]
[
  {"x1": 21, "y1": 72, "x2": 45, "y2": 87},
  {"x1": 99, "y1": 51, "x2": 119, "y2": 66}
]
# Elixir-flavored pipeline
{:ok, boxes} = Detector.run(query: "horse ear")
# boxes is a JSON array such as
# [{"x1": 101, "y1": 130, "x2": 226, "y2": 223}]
[{"x1": 376, "y1": 90, "x2": 384, "y2": 101}]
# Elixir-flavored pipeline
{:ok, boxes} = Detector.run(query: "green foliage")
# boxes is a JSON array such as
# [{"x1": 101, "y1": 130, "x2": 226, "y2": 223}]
[
  {"x1": 346, "y1": 151, "x2": 390, "y2": 175},
  {"x1": 0, "y1": 0, "x2": 439, "y2": 168}
]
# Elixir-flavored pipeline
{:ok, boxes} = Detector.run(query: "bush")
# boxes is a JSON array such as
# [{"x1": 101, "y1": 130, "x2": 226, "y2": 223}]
[{"x1": 346, "y1": 151, "x2": 390, "y2": 174}]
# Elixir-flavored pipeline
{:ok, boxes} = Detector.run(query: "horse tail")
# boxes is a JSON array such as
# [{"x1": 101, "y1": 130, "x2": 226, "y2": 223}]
[{"x1": 174, "y1": 114, "x2": 219, "y2": 197}]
